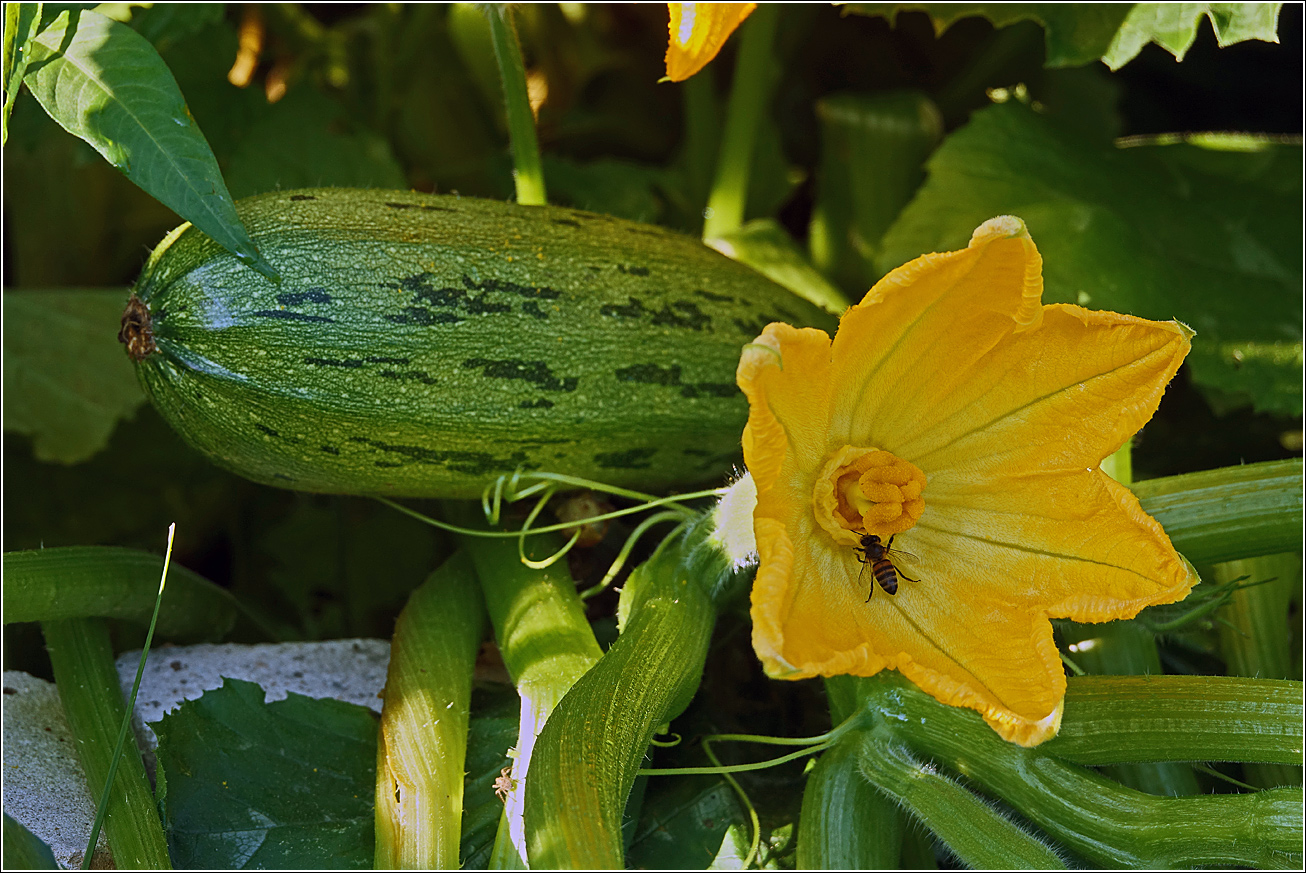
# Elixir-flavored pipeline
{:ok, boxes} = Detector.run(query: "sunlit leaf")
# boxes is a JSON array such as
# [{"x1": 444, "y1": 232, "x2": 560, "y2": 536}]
[
  {"x1": 881, "y1": 102, "x2": 1302, "y2": 415},
  {"x1": 841, "y1": 3, "x2": 1282, "y2": 69},
  {"x1": 155, "y1": 678, "x2": 376, "y2": 869},
  {"x1": 22, "y1": 8, "x2": 278, "y2": 280},
  {"x1": 2, "y1": 2, "x2": 43, "y2": 144},
  {"x1": 1102, "y1": 2, "x2": 1283, "y2": 70},
  {"x1": 2, "y1": 289, "x2": 145, "y2": 464},
  {"x1": 840, "y1": 3, "x2": 1131, "y2": 67}
]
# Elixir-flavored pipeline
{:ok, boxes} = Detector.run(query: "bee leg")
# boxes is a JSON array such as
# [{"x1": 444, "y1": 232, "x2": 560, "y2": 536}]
[{"x1": 899, "y1": 569, "x2": 920, "y2": 583}]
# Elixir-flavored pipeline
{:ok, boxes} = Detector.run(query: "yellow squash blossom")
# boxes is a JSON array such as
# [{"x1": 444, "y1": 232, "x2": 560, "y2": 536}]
[
  {"x1": 665, "y1": 3, "x2": 756, "y2": 82},
  {"x1": 736, "y1": 216, "x2": 1197, "y2": 747}
]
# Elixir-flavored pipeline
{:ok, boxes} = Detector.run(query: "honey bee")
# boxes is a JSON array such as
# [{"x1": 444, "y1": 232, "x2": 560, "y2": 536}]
[{"x1": 855, "y1": 534, "x2": 919, "y2": 600}]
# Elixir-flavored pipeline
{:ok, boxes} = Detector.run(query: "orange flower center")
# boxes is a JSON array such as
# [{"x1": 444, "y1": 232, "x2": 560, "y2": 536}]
[{"x1": 812, "y1": 446, "x2": 926, "y2": 546}]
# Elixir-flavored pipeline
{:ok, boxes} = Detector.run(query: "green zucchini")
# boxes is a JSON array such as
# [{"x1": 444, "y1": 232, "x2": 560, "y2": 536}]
[{"x1": 120, "y1": 188, "x2": 835, "y2": 498}]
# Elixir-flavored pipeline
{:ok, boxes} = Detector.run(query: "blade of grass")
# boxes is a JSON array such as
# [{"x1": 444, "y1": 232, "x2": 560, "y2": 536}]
[{"x1": 83, "y1": 524, "x2": 175, "y2": 868}]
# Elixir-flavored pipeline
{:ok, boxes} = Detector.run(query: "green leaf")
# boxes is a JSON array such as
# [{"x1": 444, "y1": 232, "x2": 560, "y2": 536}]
[
  {"x1": 126, "y1": 2, "x2": 223, "y2": 52},
  {"x1": 626, "y1": 776, "x2": 746, "y2": 870},
  {"x1": 1102, "y1": 3, "x2": 1283, "y2": 70},
  {"x1": 708, "y1": 218, "x2": 851, "y2": 316},
  {"x1": 542, "y1": 155, "x2": 669, "y2": 224},
  {"x1": 22, "y1": 8, "x2": 278, "y2": 280},
  {"x1": 155, "y1": 677, "x2": 377, "y2": 869},
  {"x1": 224, "y1": 88, "x2": 408, "y2": 200},
  {"x1": 3, "y1": 813, "x2": 59, "y2": 870},
  {"x1": 880, "y1": 102, "x2": 1302, "y2": 415},
  {"x1": 459, "y1": 685, "x2": 518, "y2": 869},
  {"x1": 3, "y1": 3, "x2": 43, "y2": 145},
  {"x1": 840, "y1": 3, "x2": 1132, "y2": 67},
  {"x1": 2, "y1": 289, "x2": 145, "y2": 464}
]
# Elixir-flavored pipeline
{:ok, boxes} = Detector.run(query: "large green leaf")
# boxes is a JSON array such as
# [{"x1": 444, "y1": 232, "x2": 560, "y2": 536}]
[
  {"x1": 1102, "y1": 3, "x2": 1284, "y2": 70},
  {"x1": 155, "y1": 678, "x2": 377, "y2": 869},
  {"x1": 21, "y1": 8, "x2": 277, "y2": 280},
  {"x1": 2, "y1": 2, "x2": 43, "y2": 144},
  {"x1": 841, "y1": 3, "x2": 1132, "y2": 67},
  {"x1": 223, "y1": 87, "x2": 408, "y2": 199},
  {"x1": 841, "y1": 3, "x2": 1282, "y2": 69},
  {"x1": 2, "y1": 289, "x2": 145, "y2": 464},
  {"x1": 880, "y1": 102, "x2": 1302, "y2": 415}
]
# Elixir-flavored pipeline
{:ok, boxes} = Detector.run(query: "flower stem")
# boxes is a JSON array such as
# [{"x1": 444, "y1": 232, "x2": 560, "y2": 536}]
[
  {"x1": 485, "y1": 4, "x2": 546, "y2": 205},
  {"x1": 701, "y1": 3, "x2": 779, "y2": 240},
  {"x1": 41, "y1": 618, "x2": 171, "y2": 869}
]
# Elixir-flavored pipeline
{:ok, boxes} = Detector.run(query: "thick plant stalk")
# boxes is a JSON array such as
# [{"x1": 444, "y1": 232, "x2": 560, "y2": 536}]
[
  {"x1": 856, "y1": 673, "x2": 1303, "y2": 868},
  {"x1": 1131, "y1": 459, "x2": 1302, "y2": 565},
  {"x1": 41, "y1": 618, "x2": 171, "y2": 869},
  {"x1": 1212, "y1": 551, "x2": 1302, "y2": 788},
  {"x1": 448, "y1": 510, "x2": 603, "y2": 868},
  {"x1": 5, "y1": 546, "x2": 236, "y2": 640},
  {"x1": 856, "y1": 734, "x2": 1066, "y2": 870},
  {"x1": 796, "y1": 736, "x2": 904, "y2": 869},
  {"x1": 374, "y1": 551, "x2": 486, "y2": 869}
]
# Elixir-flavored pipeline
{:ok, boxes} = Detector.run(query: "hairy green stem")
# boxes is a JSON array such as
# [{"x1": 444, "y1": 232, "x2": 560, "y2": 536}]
[
  {"x1": 485, "y1": 4, "x2": 546, "y2": 205},
  {"x1": 857, "y1": 674, "x2": 1302, "y2": 868},
  {"x1": 41, "y1": 618, "x2": 171, "y2": 869},
  {"x1": 797, "y1": 736, "x2": 905, "y2": 868},
  {"x1": 1132, "y1": 459, "x2": 1302, "y2": 565},
  {"x1": 524, "y1": 521, "x2": 719, "y2": 868},
  {"x1": 702, "y1": 3, "x2": 779, "y2": 240},
  {"x1": 857, "y1": 733, "x2": 1066, "y2": 869}
]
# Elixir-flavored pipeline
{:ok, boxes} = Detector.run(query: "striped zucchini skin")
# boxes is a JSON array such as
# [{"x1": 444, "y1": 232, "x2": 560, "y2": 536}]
[{"x1": 123, "y1": 188, "x2": 835, "y2": 498}]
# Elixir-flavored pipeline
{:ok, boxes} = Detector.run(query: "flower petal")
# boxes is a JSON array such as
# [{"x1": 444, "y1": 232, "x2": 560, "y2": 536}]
[
  {"x1": 912, "y1": 468, "x2": 1197, "y2": 619},
  {"x1": 737, "y1": 322, "x2": 835, "y2": 495},
  {"x1": 901, "y1": 305, "x2": 1193, "y2": 483},
  {"x1": 665, "y1": 2, "x2": 757, "y2": 82},
  {"x1": 827, "y1": 217, "x2": 1044, "y2": 450}
]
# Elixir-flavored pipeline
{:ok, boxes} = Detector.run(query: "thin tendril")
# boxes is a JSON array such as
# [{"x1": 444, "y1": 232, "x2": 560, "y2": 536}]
[
  {"x1": 705, "y1": 735, "x2": 762, "y2": 869},
  {"x1": 579, "y1": 510, "x2": 685, "y2": 600}
]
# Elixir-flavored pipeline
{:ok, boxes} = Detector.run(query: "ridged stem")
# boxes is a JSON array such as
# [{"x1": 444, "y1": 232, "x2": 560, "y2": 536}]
[
  {"x1": 1042, "y1": 675, "x2": 1303, "y2": 766},
  {"x1": 1131, "y1": 458, "x2": 1303, "y2": 565},
  {"x1": 523, "y1": 524, "x2": 718, "y2": 868},
  {"x1": 1212, "y1": 551, "x2": 1303, "y2": 788},
  {"x1": 374, "y1": 551, "x2": 486, "y2": 869},
  {"x1": 485, "y1": 4, "x2": 546, "y2": 205},
  {"x1": 856, "y1": 733, "x2": 1066, "y2": 869},
  {"x1": 41, "y1": 618, "x2": 171, "y2": 869},
  {"x1": 856, "y1": 673, "x2": 1303, "y2": 868},
  {"x1": 796, "y1": 736, "x2": 904, "y2": 868},
  {"x1": 446, "y1": 504, "x2": 602, "y2": 868},
  {"x1": 701, "y1": 3, "x2": 779, "y2": 240}
]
